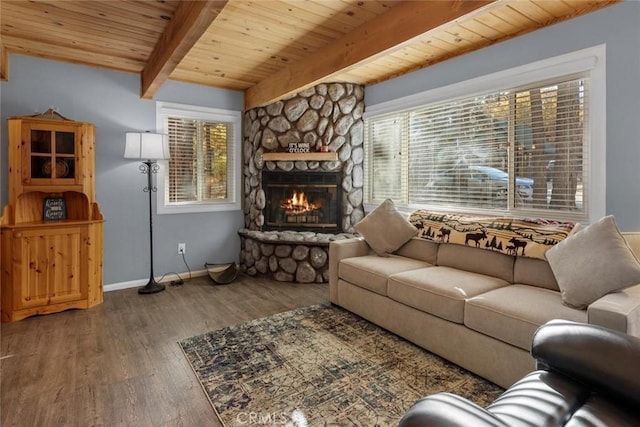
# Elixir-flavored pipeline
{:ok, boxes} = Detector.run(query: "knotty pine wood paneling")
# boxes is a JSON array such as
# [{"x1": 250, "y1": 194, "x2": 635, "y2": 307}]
[{"x1": 1, "y1": 0, "x2": 620, "y2": 101}]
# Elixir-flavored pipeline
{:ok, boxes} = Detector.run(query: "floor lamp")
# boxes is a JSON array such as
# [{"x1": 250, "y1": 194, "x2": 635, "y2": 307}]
[{"x1": 124, "y1": 131, "x2": 170, "y2": 294}]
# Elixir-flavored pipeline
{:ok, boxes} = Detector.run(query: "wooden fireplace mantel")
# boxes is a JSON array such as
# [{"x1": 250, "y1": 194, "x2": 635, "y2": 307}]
[{"x1": 262, "y1": 152, "x2": 338, "y2": 161}]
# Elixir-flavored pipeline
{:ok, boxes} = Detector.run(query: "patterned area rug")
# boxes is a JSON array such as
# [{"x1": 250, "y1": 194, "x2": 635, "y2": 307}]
[{"x1": 179, "y1": 304, "x2": 503, "y2": 426}]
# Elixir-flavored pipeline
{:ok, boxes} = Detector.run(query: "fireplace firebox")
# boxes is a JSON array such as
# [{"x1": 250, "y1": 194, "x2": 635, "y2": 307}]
[{"x1": 263, "y1": 171, "x2": 342, "y2": 232}]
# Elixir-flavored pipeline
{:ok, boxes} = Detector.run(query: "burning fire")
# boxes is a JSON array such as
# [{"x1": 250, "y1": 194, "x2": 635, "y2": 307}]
[{"x1": 281, "y1": 191, "x2": 318, "y2": 214}]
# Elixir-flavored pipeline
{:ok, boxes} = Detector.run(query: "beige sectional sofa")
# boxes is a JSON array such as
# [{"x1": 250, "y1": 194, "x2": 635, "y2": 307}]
[{"x1": 329, "y1": 232, "x2": 640, "y2": 388}]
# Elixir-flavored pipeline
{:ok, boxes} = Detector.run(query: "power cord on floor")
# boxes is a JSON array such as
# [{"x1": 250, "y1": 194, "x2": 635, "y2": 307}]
[
  {"x1": 180, "y1": 250, "x2": 192, "y2": 281},
  {"x1": 158, "y1": 271, "x2": 184, "y2": 286},
  {"x1": 158, "y1": 253, "x2": 191, "y2": 287}
]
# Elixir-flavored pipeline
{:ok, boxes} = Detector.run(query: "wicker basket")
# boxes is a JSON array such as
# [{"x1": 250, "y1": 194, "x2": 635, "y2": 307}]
[{"x1": 204, "y1": 262, "x2": 239, "y2": 285}]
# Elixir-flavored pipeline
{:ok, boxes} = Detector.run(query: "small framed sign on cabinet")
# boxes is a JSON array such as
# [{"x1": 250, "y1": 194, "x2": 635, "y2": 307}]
[{"x1": 43, "y1": 197, "x2": 67, "y2": 221}]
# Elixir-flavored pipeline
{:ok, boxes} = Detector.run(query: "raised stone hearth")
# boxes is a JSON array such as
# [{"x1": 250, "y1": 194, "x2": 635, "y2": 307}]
[
  {"x1": 238, "y1": 229, "x2": 357, "y2": 283},
  {"x1": 240, "y1": 82, "x2": 366, "y2": 282}
]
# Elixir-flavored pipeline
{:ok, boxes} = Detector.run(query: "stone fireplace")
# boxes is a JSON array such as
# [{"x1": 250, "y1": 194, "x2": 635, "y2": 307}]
[{"x1": 239, "y1": 82, "x2": 365, "y2": 282}]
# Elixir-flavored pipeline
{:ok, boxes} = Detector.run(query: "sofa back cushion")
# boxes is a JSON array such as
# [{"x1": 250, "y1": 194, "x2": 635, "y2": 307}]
[
  {"x1": 437, "y1": 243, "x2": 514, "y2": 283},
  {"x1": 623, "y1": 233, "x2": 640, "y2": 258},
  {"x1": 394, "y1": 237, "x2": 439, "y2": 264},
  {"x1": 513, "y1": 257, "x2": 560, "y2": 291}
]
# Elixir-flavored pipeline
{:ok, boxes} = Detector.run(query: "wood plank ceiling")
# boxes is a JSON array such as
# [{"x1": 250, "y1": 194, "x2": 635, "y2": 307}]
[{"x1": 0, "y1": 0, "x2": 618, "y2": 110}]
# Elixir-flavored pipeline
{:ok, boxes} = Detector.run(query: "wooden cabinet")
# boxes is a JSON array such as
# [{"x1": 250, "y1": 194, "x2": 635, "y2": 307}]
[{"x1": 1, "y1": 112, "x2": 103, "y2": 322}]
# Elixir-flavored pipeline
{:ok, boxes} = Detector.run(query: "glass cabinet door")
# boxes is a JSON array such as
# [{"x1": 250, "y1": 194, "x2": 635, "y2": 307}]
[{"x1": 28, "y1": 127, "x2": 76, "y2": 181}]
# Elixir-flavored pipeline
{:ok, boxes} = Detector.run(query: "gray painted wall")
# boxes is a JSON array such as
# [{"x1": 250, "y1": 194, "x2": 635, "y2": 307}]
[
  {"x1": 1, "y1": 2, "x2": 638, "y2": 288},
  {"x1": 366, "y1": 2, "x2": 640, "y2": 231},
  {"x1": 0, "y1": 55, "x2": 245, "y2": 285}
]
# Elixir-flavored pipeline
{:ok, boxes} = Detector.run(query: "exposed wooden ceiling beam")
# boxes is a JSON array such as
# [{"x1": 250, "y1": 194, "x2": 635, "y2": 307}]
[
  {"x1": 1, "y1": 46, "x2": 8, "y2": 81},
  {"x1": 244, "y1": 0, "x2": 498, "y2": 110},
  {"x1": 141, "y1": 0, "x2": 228, "y2": 99}
]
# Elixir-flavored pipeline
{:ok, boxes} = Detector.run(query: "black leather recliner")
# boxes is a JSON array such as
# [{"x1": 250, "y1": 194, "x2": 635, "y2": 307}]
[{"x1": 398, "y1": 320, "x2": 640, "y2": 427}]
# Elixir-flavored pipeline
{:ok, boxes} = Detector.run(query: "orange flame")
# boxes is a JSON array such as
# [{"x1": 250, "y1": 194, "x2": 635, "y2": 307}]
[{"x1": 282, "y1": 191, "x2": 318, "y2": 214}]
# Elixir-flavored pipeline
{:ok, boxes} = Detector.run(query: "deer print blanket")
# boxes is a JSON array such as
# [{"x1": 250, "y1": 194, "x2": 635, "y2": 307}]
[{"x1": 409, "y1": 210, "x2": 575, "y2": 260}]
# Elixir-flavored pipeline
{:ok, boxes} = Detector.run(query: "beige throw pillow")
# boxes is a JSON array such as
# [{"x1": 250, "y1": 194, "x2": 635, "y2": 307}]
[
  {"x1": 545, "y1": 215, "x2": 640, "y2": 309},
  {"x1": 354, "y1": 199, "x2": 417, "y2": 257}
]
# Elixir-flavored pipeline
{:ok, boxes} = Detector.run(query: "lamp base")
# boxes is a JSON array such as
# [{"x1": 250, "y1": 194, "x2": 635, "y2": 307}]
[{"x1": 138, "y1": 278, "x2": 165, "y2": 294}]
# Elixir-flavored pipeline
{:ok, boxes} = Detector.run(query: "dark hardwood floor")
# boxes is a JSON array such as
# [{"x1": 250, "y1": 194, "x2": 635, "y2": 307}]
[{"x1": 1, "y1": 275, "x2": 329, "y2": 426}]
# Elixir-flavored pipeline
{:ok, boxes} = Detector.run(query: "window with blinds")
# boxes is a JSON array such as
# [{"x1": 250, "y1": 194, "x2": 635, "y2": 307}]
[
  {"x1": 156, "y1": 101, "x2": 241, "y2": 214},
  {"x1": 365, "y1": 74, "x2": 590, "y2": 221},
  {"x1": 166, "y1": 118, "x2": 233, "y2": 204}
]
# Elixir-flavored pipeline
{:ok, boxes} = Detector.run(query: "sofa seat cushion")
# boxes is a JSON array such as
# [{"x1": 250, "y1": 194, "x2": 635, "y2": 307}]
[
  {"x1": 465, "y1": 285, "x2": 587, "y2": 350},
  {"x1": 338, "y1": 255, "x2": 432, "y2": 296},
  {"x1": 387, "y1": 266, "x2": 509, "y2": 324}
]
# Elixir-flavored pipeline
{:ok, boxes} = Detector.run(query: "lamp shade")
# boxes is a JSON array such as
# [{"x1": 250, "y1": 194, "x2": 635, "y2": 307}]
[{"x1": 124, "y1": 132, "x2": 170, "y2": 160}]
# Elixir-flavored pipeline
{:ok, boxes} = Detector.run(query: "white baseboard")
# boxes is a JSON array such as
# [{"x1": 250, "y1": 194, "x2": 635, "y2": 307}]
[{"x1": 104, "y1": 269, "x2": 209, "y2": 292}]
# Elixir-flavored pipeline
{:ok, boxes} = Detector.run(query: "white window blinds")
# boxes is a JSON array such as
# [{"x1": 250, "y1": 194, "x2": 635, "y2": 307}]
[
  {"x1": 366, "y1": 115, "x2": 406, "y2": 202},
  {"x1": 166, "y1": 117, "x2": 234, "y2": 204},
  {"x1": 365, "y1": 74, "x2": 590, "y2": 220}
]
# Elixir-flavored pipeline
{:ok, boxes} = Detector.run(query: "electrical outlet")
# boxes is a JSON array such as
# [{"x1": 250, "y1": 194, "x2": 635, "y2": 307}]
[{"x1": 178, "y1": 243, "x2": 186, "y2": 254}]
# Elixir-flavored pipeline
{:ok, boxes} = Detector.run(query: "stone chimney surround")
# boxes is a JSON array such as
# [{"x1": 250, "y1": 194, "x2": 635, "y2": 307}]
[{"x1": 239, "y1": 82, "x2": 365, "y2": 283}]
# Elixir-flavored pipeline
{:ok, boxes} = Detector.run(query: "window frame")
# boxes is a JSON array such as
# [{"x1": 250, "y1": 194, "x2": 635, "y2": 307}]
[
  {"x1": 364, "y1": 44, "x2": 606, "y2": 223},
  {"x1": 155, "y1": 101, "x2": 242, "y2": 214}
]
